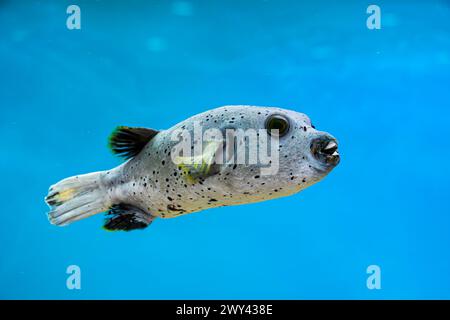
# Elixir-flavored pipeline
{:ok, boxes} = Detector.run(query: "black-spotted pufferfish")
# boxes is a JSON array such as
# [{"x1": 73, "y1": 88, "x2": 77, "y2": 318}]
[{"x1": 45, "y1": 105, "x2": 340, "y2": 231}]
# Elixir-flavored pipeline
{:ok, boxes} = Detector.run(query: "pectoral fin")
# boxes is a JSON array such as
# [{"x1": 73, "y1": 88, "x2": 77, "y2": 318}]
[{"x1": 176, "y1": 141, "x2": 223, "y2": 183}]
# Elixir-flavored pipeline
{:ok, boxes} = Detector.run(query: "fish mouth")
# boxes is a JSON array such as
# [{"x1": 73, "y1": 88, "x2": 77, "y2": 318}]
[{"x1": 310, "y1": 135, "x2": 340, "y2": 167}]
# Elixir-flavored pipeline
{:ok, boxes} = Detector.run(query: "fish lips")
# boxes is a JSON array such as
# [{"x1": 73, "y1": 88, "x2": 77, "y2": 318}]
[{"x1": 310, "y1": 136, "x2": 340, "y2": 168}]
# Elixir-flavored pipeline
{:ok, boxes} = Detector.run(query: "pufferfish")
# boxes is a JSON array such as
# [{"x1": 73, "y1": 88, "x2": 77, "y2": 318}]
[{"x1": 45, "y1": 105, "x2": 340, "y2": 231}]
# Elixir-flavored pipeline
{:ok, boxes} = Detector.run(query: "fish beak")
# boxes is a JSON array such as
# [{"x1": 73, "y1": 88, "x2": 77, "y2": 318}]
[{"x1": 310, "y1": 136, "x2": 340, "y2": 167}]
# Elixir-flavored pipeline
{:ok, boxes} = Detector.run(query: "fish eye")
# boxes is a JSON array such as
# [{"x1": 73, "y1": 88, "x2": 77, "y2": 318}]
[{"x1": 265, "y1": 114, "x2": 290, "y2": 137}]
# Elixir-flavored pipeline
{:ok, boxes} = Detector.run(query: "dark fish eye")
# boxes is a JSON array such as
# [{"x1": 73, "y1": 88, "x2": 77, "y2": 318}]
[
  {"x1": 265, "y1": 114, "x2": 290, "y2": 137},
  {"x1": 311, "y1": 123, "x2": 316, "y2": 129}
]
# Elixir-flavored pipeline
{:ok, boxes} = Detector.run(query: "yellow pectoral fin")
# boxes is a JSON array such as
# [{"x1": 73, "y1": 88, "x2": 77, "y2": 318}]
[
  {"x1": 175, "y1": 141, "x2": 222, "y2": 183},
  {"x1": 176, "y1": 155, "x2": 202, "y2": 183}
]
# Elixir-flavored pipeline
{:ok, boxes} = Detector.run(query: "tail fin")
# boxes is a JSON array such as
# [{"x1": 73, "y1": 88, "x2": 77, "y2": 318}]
[{"x1": 45, "y1": 172, "x2": 110, "y2": 226}]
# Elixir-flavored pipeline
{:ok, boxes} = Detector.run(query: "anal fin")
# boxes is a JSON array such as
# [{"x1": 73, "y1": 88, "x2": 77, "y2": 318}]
[{"x1": 103, "y1": 204, "x2": 155, "y2": 232}]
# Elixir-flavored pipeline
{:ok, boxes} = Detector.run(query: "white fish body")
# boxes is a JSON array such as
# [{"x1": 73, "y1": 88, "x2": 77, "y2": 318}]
[{"x1": 45, "y1": 106, "x2": 340, "y2": 231}]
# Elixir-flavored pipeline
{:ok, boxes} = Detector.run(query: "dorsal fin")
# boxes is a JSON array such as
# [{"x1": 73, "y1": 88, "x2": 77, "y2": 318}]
[{"x1": 108, "y1": 126, "x2": 159, "y2": 160}]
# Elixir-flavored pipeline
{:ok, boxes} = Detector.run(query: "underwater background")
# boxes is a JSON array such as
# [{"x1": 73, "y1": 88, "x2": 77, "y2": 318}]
[{"x1": 1, "y1": 0, "x2": 450, "y2": 299}]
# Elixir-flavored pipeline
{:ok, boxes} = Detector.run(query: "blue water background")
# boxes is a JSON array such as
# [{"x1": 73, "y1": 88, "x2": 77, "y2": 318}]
[{"x1": 1, "y1": 0, "x2": 450, "y2": 299}]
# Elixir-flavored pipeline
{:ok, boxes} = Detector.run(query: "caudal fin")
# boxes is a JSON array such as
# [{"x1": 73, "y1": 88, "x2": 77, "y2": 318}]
[{"x1": 45, "y1": 172, "x2": 110, "y2": 226}]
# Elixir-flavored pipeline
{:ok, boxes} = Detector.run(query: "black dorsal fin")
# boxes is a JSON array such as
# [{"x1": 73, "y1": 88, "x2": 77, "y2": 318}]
[{"x1": 108, "y1": 126, "x2": 159, "y2": 160}]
